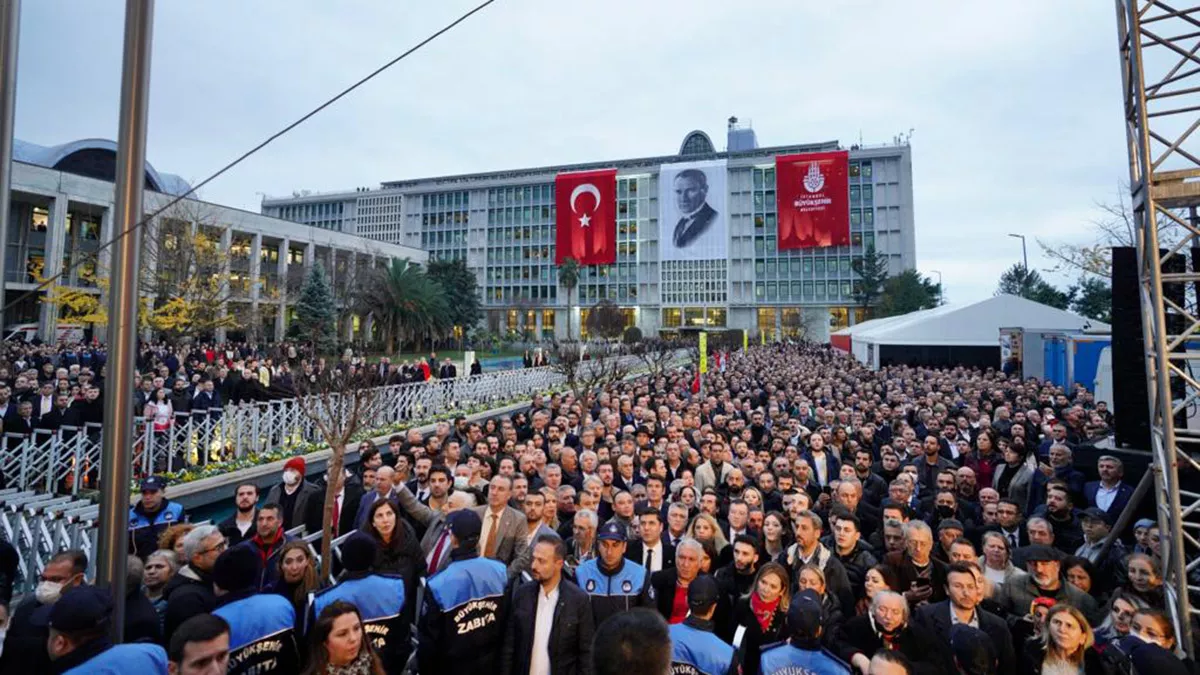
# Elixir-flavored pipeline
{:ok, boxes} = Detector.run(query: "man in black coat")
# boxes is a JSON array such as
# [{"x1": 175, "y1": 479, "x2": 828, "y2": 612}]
[
  {"x1": 833, "y1": 590, "x2": 954, "y2": 675},
  {"x1": 500, "y1": 533, "x2": 594, "y2": 675},
  {"x1": 0, "y1": 549, "x2": 86, "y2": 674},
  {"x1": 913, "y1": 562, "x2": 1015, "y2": 675}
]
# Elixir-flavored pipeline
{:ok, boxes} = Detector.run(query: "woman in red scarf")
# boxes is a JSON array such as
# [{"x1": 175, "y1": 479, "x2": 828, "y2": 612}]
[{"x1": 731, "y1": 562, "x2": 791, "y2": 675}]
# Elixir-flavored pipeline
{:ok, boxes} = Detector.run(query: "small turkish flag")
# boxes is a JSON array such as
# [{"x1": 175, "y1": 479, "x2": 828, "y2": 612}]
[
  {"x1": 555, "y1": 169, "x2": 617, "y2": 265},
  {"x1": 691, "y1": 370, "x2": 701, "y2": 394}
]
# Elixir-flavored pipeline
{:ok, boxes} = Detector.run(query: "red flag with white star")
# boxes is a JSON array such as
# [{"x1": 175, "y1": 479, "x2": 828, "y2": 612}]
[{"x1": 555, "y1": 169, "x2": 617, "y2": 265}]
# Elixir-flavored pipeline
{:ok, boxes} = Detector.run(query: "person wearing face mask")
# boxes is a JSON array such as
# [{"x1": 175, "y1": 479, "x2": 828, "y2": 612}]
[
  {"x1": 263, "y1": 457, "x2": 319, "y2": 532},
  {"x1": 34, "y1": 586, "x2": 168, "y2": 674},
  {"x1": 0, "y1": 549, "x2": 87, "y2": 674}
]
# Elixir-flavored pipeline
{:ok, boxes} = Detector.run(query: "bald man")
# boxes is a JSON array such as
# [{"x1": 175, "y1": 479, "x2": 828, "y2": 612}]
[{"x1": 355, "y1": 465, "x2": 397, "y2": 529}]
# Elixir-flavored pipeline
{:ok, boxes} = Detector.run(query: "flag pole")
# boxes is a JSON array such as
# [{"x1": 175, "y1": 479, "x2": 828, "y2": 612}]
[{"x1": 97, "y1": 0, "x2": 154, "y2": 643}]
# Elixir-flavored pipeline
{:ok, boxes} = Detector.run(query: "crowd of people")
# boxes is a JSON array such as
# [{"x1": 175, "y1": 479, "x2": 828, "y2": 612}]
[{"x1": 0, "y1": 340, "x2": 1189, "y2": 674}]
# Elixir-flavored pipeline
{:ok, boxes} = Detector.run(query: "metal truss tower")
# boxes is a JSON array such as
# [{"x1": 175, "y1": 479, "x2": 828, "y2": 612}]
[{"x1": 1116, "y1": 0, "x2": 1200, "y2": 656}]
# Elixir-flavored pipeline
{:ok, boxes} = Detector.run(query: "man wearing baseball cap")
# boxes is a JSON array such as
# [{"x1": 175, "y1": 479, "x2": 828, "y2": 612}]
[
  {"x1": 759, "y1": 589, "x2": 851, "y2": 674},
  {"x1": 37, "y1": 585, "x2": 168, "y2": 673},
  {"x1": 418, "y1": 509, "x2": 509, "y2": 675},
  {"x1": 667, "y1": 575, "x2": 735, "y2": 675},
  {"x1": 129, "y1": 475, "x2": 187, "y2": 559},
  {"x1": 574, "y1": 519, "x2": 654, "y2": 628}
]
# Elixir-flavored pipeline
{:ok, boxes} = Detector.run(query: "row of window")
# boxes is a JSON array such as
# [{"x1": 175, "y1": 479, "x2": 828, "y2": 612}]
[{"x1": 753, "y1": 280, "x2": 858, "y2": 302}]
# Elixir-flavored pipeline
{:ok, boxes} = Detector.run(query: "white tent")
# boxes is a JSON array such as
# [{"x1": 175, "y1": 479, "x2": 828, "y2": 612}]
[{"x1": 831, "y1": 294, "x2": 1110, "y2": 369}]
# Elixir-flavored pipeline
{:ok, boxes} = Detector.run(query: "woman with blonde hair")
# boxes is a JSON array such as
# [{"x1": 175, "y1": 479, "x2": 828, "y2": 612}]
[
  {"x1": 1019, "y1": 604, "x2": 1105, "y2": 674},
  {"x1": 686, "y1": 512, "x2": 729, "y2": 556},
  {"x1": 732, "y1": 562, "x2": 791, "y2": 675},
  {"x1": 796, "y1": 564, "x2": 844, "y2": 632},
  {"x1": 274, "y1": 540, "x2": 322, "y2": 631}
]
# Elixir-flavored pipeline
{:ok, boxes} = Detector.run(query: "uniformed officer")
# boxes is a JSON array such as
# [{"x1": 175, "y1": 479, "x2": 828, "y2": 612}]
[
  {"x1": 575, "y1": 520, "x2": 655, "y2": 627},
  {"x1": 129, "y1": 476, "x2": 187, "y2": 559},
  {"x1": 308, "y1": 532, "x2": 410, "y2": 673},
  {"x1": 668, "y1": 575, "x2": 736, "y2": 675},
  {"x1": 418, "y1": 509, "x2": 509, "y2": 675},
  {"x1": 210, "y1": 545, "x2": 298, "y2": 674},
  {"x1": 36, "y1": 585, "x2": 168, "y2": 674},
  {"x1": 758, "y1": 589, "x2": 852, "y2": 675}
]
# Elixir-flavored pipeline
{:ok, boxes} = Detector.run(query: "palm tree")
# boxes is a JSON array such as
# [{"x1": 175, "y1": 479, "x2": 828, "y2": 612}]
[
  {"x1": 559, "y1": 257, "x2": 580, "y2": 340},
  {"x1": 356, "y1": 260, "x2": 452, "y2": 353}
]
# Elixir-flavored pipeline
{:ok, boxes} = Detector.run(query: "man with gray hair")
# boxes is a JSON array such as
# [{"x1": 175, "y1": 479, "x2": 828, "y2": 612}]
[
  {"x1": 163, "y1": 524, "x2": 225, "y2": 641},
  {"x1": 883, "y1": 520, "x2": 947, "y2": 607}
]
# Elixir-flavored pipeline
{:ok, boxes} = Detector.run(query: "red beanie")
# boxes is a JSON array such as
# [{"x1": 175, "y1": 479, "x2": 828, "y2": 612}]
[{"x1": 284, "y1": 457, "x2": 306, "y2": 476}]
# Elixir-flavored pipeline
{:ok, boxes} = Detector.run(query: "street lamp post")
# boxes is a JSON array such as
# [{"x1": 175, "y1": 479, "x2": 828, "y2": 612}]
[
  {"x1": 1008, "y1": 233, "x2": 1028, "y2": 296},
  {"x1": 931, "y1": 269, "x2": 943, "y2": 305}
]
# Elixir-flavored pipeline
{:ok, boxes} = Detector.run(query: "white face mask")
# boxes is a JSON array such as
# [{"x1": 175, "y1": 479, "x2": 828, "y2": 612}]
[
  {"x1": 34, "y1": 580, "x2": 64, "y2": 605},
  {"x1": 453, "y1": 476, "x2": 470, "y2": 490},
  {"x1": 282, "y1": 470, "x2": 300, "y2": 487}
]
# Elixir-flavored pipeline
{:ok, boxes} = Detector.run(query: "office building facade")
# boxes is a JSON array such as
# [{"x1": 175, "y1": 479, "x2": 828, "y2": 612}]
[
  {"x1": 262, "y1": 124, "x2": 916, "y2": 342},
  {"x1": 9, "y1": 139, "x2": 425, "y2": 343}
]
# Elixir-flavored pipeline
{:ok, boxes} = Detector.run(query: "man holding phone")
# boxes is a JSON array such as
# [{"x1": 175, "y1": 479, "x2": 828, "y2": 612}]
[{"x1": 882, "y1": 520, "x2": 947, "y2": 608}]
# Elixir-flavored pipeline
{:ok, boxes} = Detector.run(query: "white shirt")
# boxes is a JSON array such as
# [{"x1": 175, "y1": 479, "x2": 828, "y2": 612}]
[
  {"x1": 1095, "y1": 483, "x2": 1120, "y2": 511},
  {"x1": 642, "y1": 541, "x2": 664, "y2": 573},
  {"x1": 531, "y1": 582, "x2": 560, "y2": 675}
]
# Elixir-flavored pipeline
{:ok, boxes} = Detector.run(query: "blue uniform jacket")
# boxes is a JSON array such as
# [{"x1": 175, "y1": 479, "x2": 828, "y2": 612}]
[
  {"x1": 418, "y1": 553, "x2": 509, "y2": 675},
  {"x1": 63, "y1": 643, "x2": 168, "y2": 675},
  {"x1": 212, "y1": 591, "x2": 298, "y2": 674},
  {"x1": 574, "y1": 557, "x2": 654, "y2": 628},
  {"x1": 309, "y1": 573, "x2": 409, "y2": 673},
  {"x1": 669, "y1": 619, "x2": 735, "y2": 675},
  {"x1": 128, "y1": 500, "x2": 185, "y2": 559},
  {"x1": 759, "y1": 641, "x2": 852, "y2": 675}
]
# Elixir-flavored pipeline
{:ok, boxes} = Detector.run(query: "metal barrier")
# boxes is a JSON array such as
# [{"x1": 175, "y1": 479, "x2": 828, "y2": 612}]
[{"x1": 0, "y1": 348, "x2": 687, "y2": 594}]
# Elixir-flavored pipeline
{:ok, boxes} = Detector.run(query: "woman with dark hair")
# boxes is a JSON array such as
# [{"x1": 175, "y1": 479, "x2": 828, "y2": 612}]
[
  {"x1": 362, "y1": 499, "x2": 424, "y2": 606},
  {"x1": 1061, "y1": 556, "x2": 1103, "y2": 603},
  {"x1": 304, "y1": 601, "x2": 385, "y2": 675},
  {"x1": 855, "y1": 563, "x2": 900, "y2": 616},
  {"x1": 732, "y1": 562, "x2": 791, "y2": 675},
  {"x1": 1122, "y1": 552, "x2": 1166, "y2": 609},
  {"x1": 761, "y1": 511, "x2": 792, "y2": 563},
  {"x1": 992, "y1": 437, "x2": 1034, "y2": 511},
  {"x1": 963, "y1": 430, "x2": 1001, "y2": 488}
]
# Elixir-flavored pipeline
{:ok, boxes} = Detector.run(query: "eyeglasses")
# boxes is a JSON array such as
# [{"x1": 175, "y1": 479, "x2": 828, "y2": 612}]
[{"x1": 201, "y1": 540, "x2": 228, "y2": 555}]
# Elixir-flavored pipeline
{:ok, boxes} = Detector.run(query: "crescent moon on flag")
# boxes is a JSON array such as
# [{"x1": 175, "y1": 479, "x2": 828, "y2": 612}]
[{"x1": 570, "y1": 183, "x2": 602, "y2": 213}]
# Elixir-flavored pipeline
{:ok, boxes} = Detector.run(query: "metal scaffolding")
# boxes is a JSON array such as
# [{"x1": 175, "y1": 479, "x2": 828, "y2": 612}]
[{"x1": 1116, "y1": 0, "x2": 1200, "y2": 656}]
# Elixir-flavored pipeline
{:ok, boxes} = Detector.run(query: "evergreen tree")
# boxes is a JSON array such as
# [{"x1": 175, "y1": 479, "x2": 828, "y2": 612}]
[
  {"x1": 851, "y1": 245, "x2": 890, "y2": 314},
  {"x1": 876, "y1": 269, "x2": 941, "y2": 318},
  {"x1": 1069, "y1": 277, "x2": 1112, "y2": 323},
  {"x1": 996, "y1": 264, "x2": 1074, "y2": 309},
  {"x1": 291, "y1": 263, "x2": 338, "y2": 352},
  {"x1": 426, "y1": 258, "x2": 482, "y2": 333}
]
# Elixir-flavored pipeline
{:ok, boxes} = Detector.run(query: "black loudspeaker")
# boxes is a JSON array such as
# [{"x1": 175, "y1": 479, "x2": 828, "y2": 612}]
[{"x1": 1112, "y1": 247, "x2": 1152, "y2": 449}]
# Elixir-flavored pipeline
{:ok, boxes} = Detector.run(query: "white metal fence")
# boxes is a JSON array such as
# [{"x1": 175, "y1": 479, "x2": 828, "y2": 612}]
[{"x1": 0, "y1": 349, "x2": 688, "y2": 593}]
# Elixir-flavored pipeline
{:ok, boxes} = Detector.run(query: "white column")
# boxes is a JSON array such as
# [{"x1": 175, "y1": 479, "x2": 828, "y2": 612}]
[
  {"x1": 275, "y1": 238, "x2": 288, "y2": 340},
  {"x1": 216, "y1": 228, "x2": 233, "y2": 343},
  {"x1": 250, "y1": 233, "x2": 262, "y2": 341},
  {"x1": 94, "y1": 207, "x2": 115, "y2": 343},
  {"x1": 38, "y1": 195, "x2": 68, "y2": 341}
]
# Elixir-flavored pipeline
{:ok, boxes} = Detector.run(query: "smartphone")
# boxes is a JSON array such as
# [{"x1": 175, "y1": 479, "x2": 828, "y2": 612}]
[{"x1": 913, "y1": 578, "x2": 932, "y2": 590}]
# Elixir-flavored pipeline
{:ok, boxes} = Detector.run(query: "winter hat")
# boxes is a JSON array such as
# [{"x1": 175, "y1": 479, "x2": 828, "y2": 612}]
[
  {"x1": 212, "y1": 545, "x2": 259, "y2": 593},
  {"x1": 340, "y1": 533, "x2": 378, "y2": 573},
  {"x1": 284, "y1": 457, "x2": 306, "y2": 476}
]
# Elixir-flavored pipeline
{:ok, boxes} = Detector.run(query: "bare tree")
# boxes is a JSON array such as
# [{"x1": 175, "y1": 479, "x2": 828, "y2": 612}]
[
  {"x1": 1037, "y1": 185, "x2": 1184, "y2": 279},
  {"x1": 630, "y1": 337, "x2": 681, "y2": 380},
  {"x1": 293, "y1": 361, "x2": 383, "y2": 583},
  {"x1": 549, "y1": 341, "x2": 629, "y2": 400}
]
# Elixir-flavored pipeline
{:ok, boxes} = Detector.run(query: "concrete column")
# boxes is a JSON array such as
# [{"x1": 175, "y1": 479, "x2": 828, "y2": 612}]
[
  {"x1": 38, "y1": 195, "x2": 68, "y2": 341},
  {"x1": 774, "y1": 308, "x2": 782, "y2": 341},
  {"x1": 93, "y1": 207, "x2": 115, "y2": 343},
  {"x1": 275, "y1": 238, "x2": 288, "y2": 341},
  {"x1": 215, "y1": 228, "x2": 232, "y2": 343},
  {"x1": 249, "y1": 233, "x2": 262, "y2": 341},
  {"x1": 304, "y1": 241, "x2": 315, "y2": 269},
  {"x1": 535, "y1": 310, "x2": 543, "y2": 340}
]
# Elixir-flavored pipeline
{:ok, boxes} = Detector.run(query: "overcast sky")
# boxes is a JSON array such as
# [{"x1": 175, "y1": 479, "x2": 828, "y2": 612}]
[{"x1": 14, "y1": 1, "x2": 1125, "y2": 303}]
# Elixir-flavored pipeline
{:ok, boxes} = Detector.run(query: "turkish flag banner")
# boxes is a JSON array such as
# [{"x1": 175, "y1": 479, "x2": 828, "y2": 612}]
[
  {"x1": 776, "y1": 151, "x2": 850, "y2": 249},
  {"x1": 555, "y1": 169, "x2": 617, "y2": 265}
]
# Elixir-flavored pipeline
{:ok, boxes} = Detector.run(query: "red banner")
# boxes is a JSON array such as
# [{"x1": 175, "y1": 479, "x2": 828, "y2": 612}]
[
  {"x1": 555, "y1": 169, "x2": 617, "y2": 265},
  {"x1": 776, "y1": 150, "x2": 850, "y2": 249}
]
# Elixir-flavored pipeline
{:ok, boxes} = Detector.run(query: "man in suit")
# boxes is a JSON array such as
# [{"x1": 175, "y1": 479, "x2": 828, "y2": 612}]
[
  {"x1": 1084, "y1": 455, "x2": 1136, "y2": 525},
  {"x1": 500, "y1": 533, "x2": 594, "y2": 675},
  {"x1": 914, "y1": 562, "x2": 1015, "y2": 674},
  {"x1": 671, "y1": 169, "x2": 719, "y2": 249},
  {"x1": 11, "y1": 400, "x2": 36, "y2": 436},
  {"x1": 355, "y1": 466, "x2": 398, "y2": 529},
  {"x1": 651, "y1": 538, "x2": 728, "y2": 630},
  {"x1": 473, "y1": 474, "x2": 532, "y2": 578},
  {"x1": 438, "y1": 359, "x2": 457, "y2": 380},
  {"x1": 303, "y1": 467, "x2": 362, "y2": 538},
  {"x1": 398, "y1": 486, "x2": 476, "y2": 576},
  {"x1": 35, "y1": 394, "x2": 70, "y2": 431},
  {"x1": 625, "y1": 506, "x2": 675, "y2": 573},
  {"x1": 883, "y1": 520, "x2": 948, "y2": 608}
]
